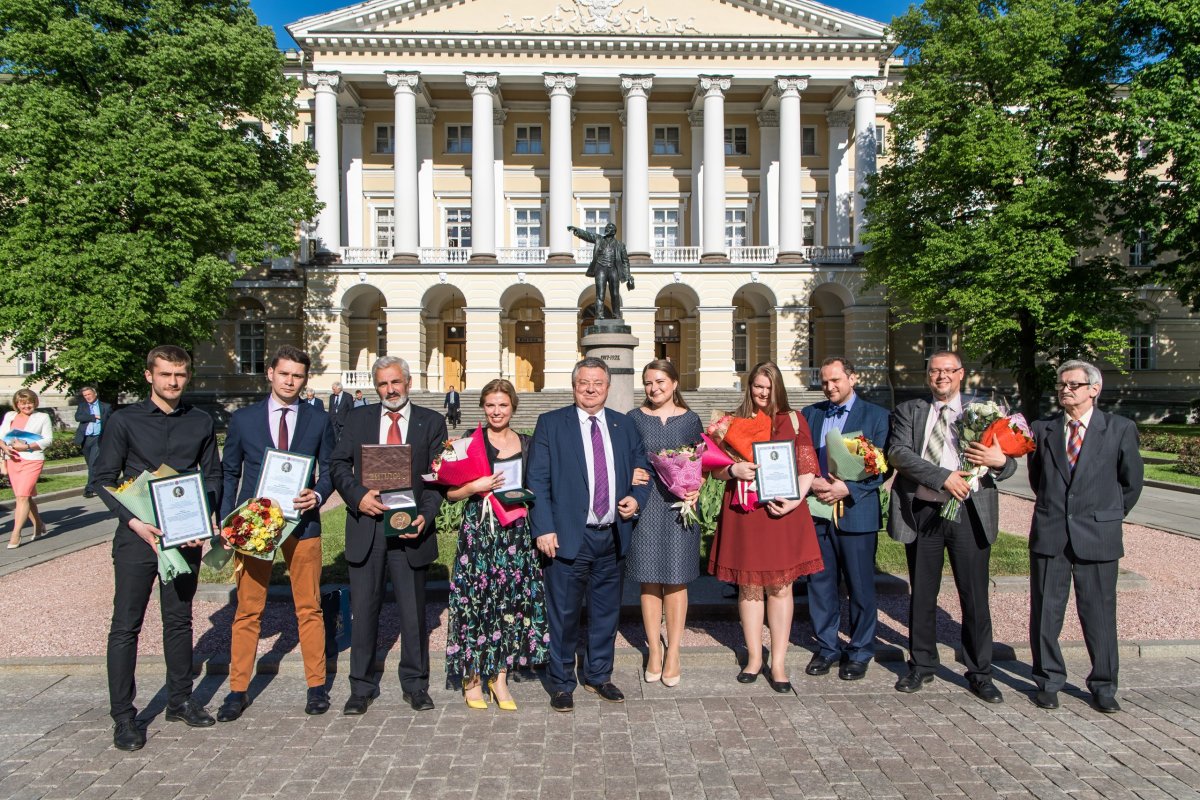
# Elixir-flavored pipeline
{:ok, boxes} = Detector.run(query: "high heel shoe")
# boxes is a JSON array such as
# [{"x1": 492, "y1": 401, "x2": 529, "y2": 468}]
[
  {"x1": 661, "y1": 640, "x2": 681, "y2": 687},
  {"x1": 463, "y1": 681, "x2": 488, "y2": 710},
  {"x1": 487, "y1": 679, "x2": 517, "y2": 711},
  {"x1": 644, "y1": 637, "x2": 665, "y2": 683},
  {"x1": 33, "y1": 526, "x2": 46, "y2": 541}
]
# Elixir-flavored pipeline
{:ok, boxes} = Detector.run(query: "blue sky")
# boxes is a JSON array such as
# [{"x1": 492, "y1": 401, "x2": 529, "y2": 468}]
[{"x1": 250, "y1": 0, "x2": 918, "y2": 49}]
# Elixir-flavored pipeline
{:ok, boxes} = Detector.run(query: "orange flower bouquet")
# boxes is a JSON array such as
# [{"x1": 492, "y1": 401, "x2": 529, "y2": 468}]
[{"x1": 706, "y1": 410, "x2": 774, "y2": 511}]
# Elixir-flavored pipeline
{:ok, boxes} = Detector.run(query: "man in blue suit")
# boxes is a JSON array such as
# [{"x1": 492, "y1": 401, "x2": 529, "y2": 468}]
[
  {"x1": 75, "y1": 386, "x2": 113, "y2": 498},
  {"x1": 801, "y1": 357, "x2": 890, "y2": 681},
  {"x1": 216, "y1": 345, "x2": 336, "y2": 721},
  {"x1": 528, "y1": 357, "x2": 651, "y2": 712}
]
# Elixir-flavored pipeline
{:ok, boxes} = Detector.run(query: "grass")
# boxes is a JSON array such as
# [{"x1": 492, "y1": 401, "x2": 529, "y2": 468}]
[
  {"x1": 0, "y1": 472, "x2": 88, "y2": 503},
  {"x1": 1141, "y1": 450, "x2": 1179, "y2": 461},
  {"x1": 875, "y1": 531, "x2": 1030, "y2": 576},
  {"x1": 1139, "y1": 424, "x2": 1200, "y2": 437},
  {"x1": 1144, "y1": 464, "x2": 1200, "y2": 488}
]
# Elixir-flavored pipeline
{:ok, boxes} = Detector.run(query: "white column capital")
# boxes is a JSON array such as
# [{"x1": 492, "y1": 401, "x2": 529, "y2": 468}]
[
  {"x1": 416, "y1": 106, "x2": 436, "y2": 125},
  {"x1": 339, "y1": 106, "x2": 365, "y2": 125},
  {"x1": 620, "y1": 74, "x2": 654, "y2": 97},
  {"x1": 493, "y1": 108, "x2": 508, "y2": 126},
  {"x1": 851, "y1": 76, "x2": 887, "y2": 98},
  {"x1": 465, "y1": 71, "x2": 499, "y2": 95},
  {"x1": 774, "y1": 75, "x2": 809, "y2": 98},
  {"x1": 756, "y1": 109, "x2": 779, "y2": 127},
  {"x1": 826, "y1": 110, "x2": 854, "y2": 128},
  {"x1": 543, "y1": 72, "x2": 577, "y2": 96},
  {"x1": 698, "y1": 75, "x2": 732, "y2": 97},
  {"x1": 687, "y1": 110, "x2": 704, "y2": 126},
  {"x1": 385, "y1": 70, "x2": 420, "y2": 94},
  {"x1": 307, "y1": 71, "x2": 341, "y2": 92}
]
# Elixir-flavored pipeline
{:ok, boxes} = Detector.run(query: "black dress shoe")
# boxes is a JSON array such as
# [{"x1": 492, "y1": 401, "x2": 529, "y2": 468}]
[
  {"x1": 970, "y1": 680, "x2": 1004, "y2": 704},
  {"x1": 112, "y1": 719, "x2": 145, "y2": 752},
  {"x1": 343, "y1": 693, "x2": 375, "y2": 716},
  {"x1": 1093, "y1": 693, "x2": 1121, "y2": 713},
  {"x1": 766, "y1": 674, "x2": 793, "y2": 694},
  {"x1": 895, "y1": 670, "x2": 935, "y2": 693},
  {"x1": 805, "y1": 654, "x2": 836, "y2": 676},
  {"x1": 165, "y1": 699, "x2": 215, "y2": 728},
  {"x1": 83, "y1": 490, "x2": 97, "y2": 499},
  {"x1": 839, "y1": 661, "x2": 869, "y2": 681},
  {"x1": 583, "y1": 682, "x2": 625, "y2": 703},
  {"x1": 550, "y1": 691, "x2": 574, "y2": 712},
  {"x1": 1033, "y1": 690, "x2": 1060, "y2": 709},
  {"x1": 305, "y1": 687, "x2": 330, "y2": 716},
  {"x1": 736, "y1": 666, "x2": 761, "y2": 684},
  {"x1": 216, "y1": 691, "x2": 251, "y2": 722},
  {"x1": 402, "y1": 689, "x2": 435, "y2": 711}
]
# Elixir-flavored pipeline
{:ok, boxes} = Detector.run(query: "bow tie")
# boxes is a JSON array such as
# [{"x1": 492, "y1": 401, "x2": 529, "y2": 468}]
[{"x1": 826, "y1": 405, "x2": 847, "y2": 418}]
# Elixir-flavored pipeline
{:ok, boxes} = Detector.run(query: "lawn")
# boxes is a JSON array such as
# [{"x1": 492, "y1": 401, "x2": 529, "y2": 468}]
[
  {"x1": 0, "y1": 472, "x2": 88, "y2": 503},
  {"x1": 1144, "y1": 463, "x2": 1200, "y2": 488},
  {"x1": 874, "y1": 530, "x2": 1030, "y2": 576},
  {"x1": 1141, "y1": 450, "x2": 1179, "y2": 461},
  {"x1": 1140, "y1": 424, "x2": 1200, "y2": 437}
]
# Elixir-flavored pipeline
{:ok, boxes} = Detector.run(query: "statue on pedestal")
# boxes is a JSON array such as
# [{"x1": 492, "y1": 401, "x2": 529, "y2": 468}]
[{"x1": 569, "y1": 223, "x2": 634, "y2": 320}]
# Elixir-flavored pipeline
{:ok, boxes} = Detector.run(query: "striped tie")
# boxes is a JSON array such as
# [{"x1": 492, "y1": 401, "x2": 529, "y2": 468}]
[
  {"x1": 1067, "y1": 420, "x2": 1083, "y2": 472},
  {"x1": 924, "y1": 404, "x2": 951, "y2": 464}
]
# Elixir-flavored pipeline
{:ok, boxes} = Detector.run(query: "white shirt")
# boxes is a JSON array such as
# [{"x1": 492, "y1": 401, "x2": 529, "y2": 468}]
[
  {"x1": 267, "y1": 395, "x2": 300, "y2": 450},
  {"x1": 378, "y1": 402, "x2": 411, "y2": 444},
  {"x1": 577, "y1": 406, "x2": 617, "y2": 526},
  {"x1": 915, "y1": 395, "x2": 963, "y2": 503},
  {"x1": 1063, "y1": 407, "x2": 1095, "y2": 455}
]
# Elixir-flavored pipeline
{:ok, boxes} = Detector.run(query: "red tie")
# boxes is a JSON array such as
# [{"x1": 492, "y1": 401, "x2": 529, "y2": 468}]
[
  {"x1": 277, "y1": 407, "x2": 290, "y2": 450},
  {"x1": 386, "y1": 411, "x2": 403, "y2": 445}
]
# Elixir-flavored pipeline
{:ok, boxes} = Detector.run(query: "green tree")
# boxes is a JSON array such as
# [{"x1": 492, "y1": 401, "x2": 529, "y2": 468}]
[
  {"x1": 863, "y1": 0, "x2": 1143, "y2": 419},
  {"x1": 0, "y1": 0, "x2": 317, "y2": 397}
]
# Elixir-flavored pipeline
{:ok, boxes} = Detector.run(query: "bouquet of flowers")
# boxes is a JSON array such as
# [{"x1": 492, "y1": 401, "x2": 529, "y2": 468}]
[
  {"x1": 940, "y1": 400, "x2": 1034, "y2": 521},
  {"x1": 646, "y1": 442, "x2": 706, "y2": 526},
  {"x1": 705, "y1": 410, "x2": 774, "y2": 511},
  {"x1": 202, "y1": 496, "x2": 299, "y2": 572},
  {"x1": 808, "y1": 431, "x2": 889, "y2": 522},
  {"x1": 424, "y1": 426, "x2": 530, "y2": 527},
  {"x1": 106, "y1": 465, "x2": 192, "y2": 584}
]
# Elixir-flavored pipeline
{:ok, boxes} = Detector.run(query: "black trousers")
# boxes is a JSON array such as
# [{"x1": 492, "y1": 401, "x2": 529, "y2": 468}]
[
  {"x1": 347, "y1": 528, "x2": 429, "y2": 697},
  {"x1": 107, "y1": 537, "x2": 201, "y2": 722},
  {"x1": 1030, "y1": 545, "x2": 1119, "y2": 698},
  {"x1": 82, "y1": 435, "x2": 101, "y2": 493},
  {"x1": 905, "y1": 499, "x2": 993, "y2": 681}
]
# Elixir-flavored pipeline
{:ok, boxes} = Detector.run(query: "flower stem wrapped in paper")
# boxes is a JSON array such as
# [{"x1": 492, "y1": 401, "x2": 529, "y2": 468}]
[
  {"x1": 941, "y1": 401, "x2": 1035, "y2": 521},
  {"x1": 705, "y1": 410, "x2": 774, "y2": 511},
  {"x1": 202, "y1": 497, "x2": 299, "y2": 572},
  {"x1": 647, "y1": 442, "x2": 706, "y2": 526},
  {"x1": 424, "y1": 425, "x2": 531, "y2": 528},
  {"x1": 807, "y1": 432, "x2": 889, "y2": 522},
  {"x1": 106, "y1": 465, "x2": 192, "y2": 583}
]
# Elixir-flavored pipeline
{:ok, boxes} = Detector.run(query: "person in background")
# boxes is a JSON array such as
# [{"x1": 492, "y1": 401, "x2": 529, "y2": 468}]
[
  {"x1": 1, "y1": 388, "x2": 54, "y2": 548},
  {"x1": 75, "y1": 385, "x2": 113, "y2": 498}
]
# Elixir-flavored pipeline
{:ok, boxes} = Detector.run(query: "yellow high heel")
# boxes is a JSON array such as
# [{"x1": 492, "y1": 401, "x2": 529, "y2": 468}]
[
  {"x1": 463, "y1": 679, "x2": 489, "y2": 710},
  {"x1": 488, "y1": 679, "x2": 517, "y2": 711}
]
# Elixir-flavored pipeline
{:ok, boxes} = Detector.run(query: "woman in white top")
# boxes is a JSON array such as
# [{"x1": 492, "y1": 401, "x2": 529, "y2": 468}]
[{"x1": 1, "y1": 389, "x2": 55, "y2": 548}]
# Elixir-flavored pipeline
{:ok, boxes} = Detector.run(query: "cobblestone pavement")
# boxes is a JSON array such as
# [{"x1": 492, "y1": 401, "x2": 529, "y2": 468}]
[{"x1": 1, "y1": 653, "x2": 1198, "y2": 799}]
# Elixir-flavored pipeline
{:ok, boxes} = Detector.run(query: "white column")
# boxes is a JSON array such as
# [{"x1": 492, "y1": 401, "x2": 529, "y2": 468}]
[
  {"x1": 757, "y1": 110, "x2": 779, "y2": 250},
  {"x1": 852, "y1": 77, "x2": 886, "y2": 248},
  {"x1": 339, "y1": 106, "x2": 364, "y2": 249},
  {"x1": 306, "y1": 72, "x2": 341, "y2": 253},
  {"x1": 688, "y1": 110, "x2": 703, "y2": 253},
  {"x1": 621, "y1": 74, "x2": 653, "y2": 262},
  {"x1": 699, "y1": 76, "x2": 731, "y2": 263},
  {"x1": 493, "y1": 108, "x2": 506, "y2": 253},
  {"x1": 775, "y1": 76, "x2": 809, "y2": 263},
  {"x1": 385, "y1": 70, "x2": 421, "y2": 263},
  {"x1": 544, "y1": 73, "x2": 577, "y2": 263},
  {"x1": 826, "y1": 111, "x2": 853, "y2": 247},
  {"x1": 417, "y1": 107, "x2": 436, "y2": 249},
  {"x1": 385, "y1": 306, "x2": 425, "y2": 386},
  {"x1": 697, "y1": 305, "x2": 737, "y2": 388},
  {"x1": 465, "y1": 72, "x2": 498, "y2": 262}
]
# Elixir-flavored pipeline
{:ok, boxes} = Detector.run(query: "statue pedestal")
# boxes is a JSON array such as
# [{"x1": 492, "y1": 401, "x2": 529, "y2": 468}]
[{"x1": 582, "y1": 319, "x2": 639, "y2": 413}]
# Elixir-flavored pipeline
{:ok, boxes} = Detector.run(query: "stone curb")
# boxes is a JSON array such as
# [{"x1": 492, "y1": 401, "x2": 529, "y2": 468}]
[
  {"x1": 1144, "y1": 478, "x2": 1200, "y2": 495},
  {"x1": 0, "y1": 484, "x2": 86, "y2": 512}
]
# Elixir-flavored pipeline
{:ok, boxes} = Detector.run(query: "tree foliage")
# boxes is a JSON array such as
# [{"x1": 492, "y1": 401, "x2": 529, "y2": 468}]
[{"x1": 0, "y1": 0, "x2": 317, "y2": 396}]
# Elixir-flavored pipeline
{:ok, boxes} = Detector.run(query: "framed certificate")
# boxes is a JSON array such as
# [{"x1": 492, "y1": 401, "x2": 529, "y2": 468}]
[
  {"x1": 255, "y1": 448, "x2": 316, "y2": 520},
  {"x1": 752, "y1": 440, "x2": 800, "y2": 502},
  {"x1": 148, "y1": 472, "x2": 213, "y2": 549}
]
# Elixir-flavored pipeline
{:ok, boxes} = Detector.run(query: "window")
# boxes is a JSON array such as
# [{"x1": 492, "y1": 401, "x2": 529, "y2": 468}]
[
  {"x1": 875, "y1": 125, "x2": 887, "y2": 155},
  {"x1": 374, "y1": 207, "x2": 394, "y2": 249},
  {"x1": 1128, "y1": 230, "x2": 1152, "y2": 267},
  {"x1": 653, "y1": 126, "x2": 680, "y2": 155},
  {"x1": 515, "y1": 208, "x2": 542, "y2": 247},
  {"x1": 583, "y1": 208, "x2": 610, "y2": 237},
  {"x1": 725, "y1": 208, "x2": 748, "y2": 248},
  {"x1": 304, "y1": 124, "x2": 315, "y2": 146},
  {"x1": 1128, "y1": 323, "x2": 1154, "y2": 370},
  {"x1": 801, "y1": 127, "x2": 817, "y2": 156},
  {"x1": 375, "y1": 124, "x2": 395, "y2": 154},
  {"x1": 237, "y1": 323, "x2": 265, "y2": 375},
  {"x1": 922, "y1": 321, "x2": 951, "y2": 360},
  {"x1": 653, "y1": 209, "x2": 679, "y2": 247},
  {"x1": 583, "y1": 125, "x2": 611, "y2": 155},
  {"x1": 17, "y1": 349, "x2": 46, "y2": 376},
  {"x1": 724, "y1": 126, "x2": 748, "y2": 156},
  {"x1": 446, "y1": 208, "x2": 472, "y2": 248},
  {"x1": 447, "y1": 125, "x2": 472, "y2": 154},
  {"x1": 733, "y1": 321, "x2": 748, "y2": 374},
  {"x1": 514, "y1": 126, "x2": 542, "y2": 154},
  {"x1": 802, "y1": 209, "x2": 815, "y2": 247}
]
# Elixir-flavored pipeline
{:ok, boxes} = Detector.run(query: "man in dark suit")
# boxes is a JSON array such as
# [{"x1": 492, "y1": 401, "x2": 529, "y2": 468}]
[
  {"x1": 303, "y1": 388, "x2": 325, "y2": 412},
  {"x1": 443, "y1": 385, "x2": 461, "y2": 429},
  {"x1": 75, "y1": 386, "x2": 113, "y2": 498},
  {"x1": 887, "y1": 350, "x2": 1016, "y2": 703},
  {"x1": 527, "y1": 357, "x2": 651, "y2": 712},
  {"x1": 216, "y1": 345, "x2": 336, "y2": 721},
  {"x1": 801, "y1": 357, "x2": 890, "y2": 681},
  {"x1": 330, "y1": 356, "x2": 446, "y2": 715},
  {"x1": 1028, "y1": 359, "x2": 1143, "y2": 713},
  {"x1": 328, "y1": 381, "x2": 353, "y2": 440}
]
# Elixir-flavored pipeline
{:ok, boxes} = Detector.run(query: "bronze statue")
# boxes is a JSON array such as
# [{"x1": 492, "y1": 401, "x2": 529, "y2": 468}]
[{"x1": 569, "y1": 223, "x2": 634, "y2": 320}]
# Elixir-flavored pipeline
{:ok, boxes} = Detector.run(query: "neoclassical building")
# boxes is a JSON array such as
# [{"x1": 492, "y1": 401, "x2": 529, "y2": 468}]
[{"x1": 4, "y1": 0, "x2": 1197, "y2": 417}]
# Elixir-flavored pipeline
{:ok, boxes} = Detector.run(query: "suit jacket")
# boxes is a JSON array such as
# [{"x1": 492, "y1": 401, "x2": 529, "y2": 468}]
[
  {"x1": 886, "y1": 394, "x2": 1016, "y2": 544},
  {"x1": 220, "y1": 398, "x2": 335, "y2": 540},
  {"x1": 305, "y1": 397, "x2": 325, "y2": 412},
  {"x1": 801, "y1": 395, "x2": 890, "y2": 533},
  {"x1": 330, "y1": 402, "x2": 447, "y2": 567},
  {"x1": 1028, "y1": 410, "x2": 1143, "y2": 561},
  {"x1": 527, "y1": 405, "x2": 651, "y2": 560},
  {"x1": 444, "y1": 390, "x2": 460, "y2": 411},
  {"x1": 74, "y1": 399, "x2": 113, "y2": 446},
  {"x1": 328, "y1": 391, "x2": 353, "y2": 431}
]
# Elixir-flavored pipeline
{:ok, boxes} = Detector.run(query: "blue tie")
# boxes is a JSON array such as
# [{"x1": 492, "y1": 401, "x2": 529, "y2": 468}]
[{"x1": 826, "y1": 405, "x2": 847, "y2": 418}]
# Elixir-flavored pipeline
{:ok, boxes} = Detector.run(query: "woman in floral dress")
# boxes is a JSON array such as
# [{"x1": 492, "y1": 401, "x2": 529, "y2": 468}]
[{"x1": 444, "y1": 379, "x2": 548, "y2": 709}]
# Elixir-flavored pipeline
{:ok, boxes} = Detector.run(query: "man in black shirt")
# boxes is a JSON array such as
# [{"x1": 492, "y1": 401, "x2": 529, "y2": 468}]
[{"x1": 94, "y1": 345, "x2": 222, "y2": 751}]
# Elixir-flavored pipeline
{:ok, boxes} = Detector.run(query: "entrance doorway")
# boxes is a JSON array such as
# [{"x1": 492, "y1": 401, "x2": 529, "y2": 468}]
[
  {"x1": 443, "y1": 322, "x2": 466, "y2": 391},
  {"x1": 513, "y1": 321, "x2": 544, "y2": 392}
]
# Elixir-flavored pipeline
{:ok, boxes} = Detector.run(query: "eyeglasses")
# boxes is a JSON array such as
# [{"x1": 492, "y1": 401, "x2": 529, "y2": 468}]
[
  {"x1": 574, "y1": 381, "x2": 608, "y2": 390},
  {"x1": 1055, "y1": 381, "x2": 1093, "y2": 391},
  {"x1": 927, "y1": 368, "x2": 962, "y2": 376}
]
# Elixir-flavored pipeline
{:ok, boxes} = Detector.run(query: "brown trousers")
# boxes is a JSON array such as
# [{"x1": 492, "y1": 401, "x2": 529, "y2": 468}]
[{"x1": 229, "y1": 535, "x2": 326, "y2": 691}]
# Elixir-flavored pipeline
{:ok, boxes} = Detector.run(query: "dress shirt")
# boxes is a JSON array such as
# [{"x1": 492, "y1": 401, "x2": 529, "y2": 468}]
[
  {"x1": 1063, "y1": 407, "x2": 1095, "y2": 456},
  {"x1": 267, "y1": 395, "x2": 300, "y2": 450},
  {"x1": 915, "y1": 394, "x2": 963, "y2": 503},
  {"x1": 577, "y1": 406, "x2": 617, "y2": 526},
  {"x1": 817, "y1": 392, "x2": 857, "y2": 476},
  {"x1": 353, "y1": 399, "x2": 367, "y2": 408},
  {"x1": 377, "y1": 401, "x2": 411, "y2": 444},
  {"x1": 85, "y1": 401, "x2": 102, "y2": 437}
]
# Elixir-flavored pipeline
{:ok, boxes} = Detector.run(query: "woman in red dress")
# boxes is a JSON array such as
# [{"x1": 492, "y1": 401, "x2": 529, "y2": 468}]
[{"x1": 707, "y1": 361, "x2": 822, "y2": 692}]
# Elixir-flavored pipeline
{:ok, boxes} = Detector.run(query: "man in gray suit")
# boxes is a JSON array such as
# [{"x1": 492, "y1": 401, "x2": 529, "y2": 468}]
[
  {"x1": 1028, "y1": 360, "x2": 1143, "y2": 713},
  {"x1": 887, "y1": 351, "x2": 1016, "y2": 702}
]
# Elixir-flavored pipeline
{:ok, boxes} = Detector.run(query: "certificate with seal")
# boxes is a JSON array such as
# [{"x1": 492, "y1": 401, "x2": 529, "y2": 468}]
[
  {"x1": 148, "y1": 472, "x2": 213, "y2": 548},
  {"x1": 752, "y1": 440, "x2": 800, "y2": 502},
  {"x1": 254, "y1": 448, "x2": 315, "y2": 520}
]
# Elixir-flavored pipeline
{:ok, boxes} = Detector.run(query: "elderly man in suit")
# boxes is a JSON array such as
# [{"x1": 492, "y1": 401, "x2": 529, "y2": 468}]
[
  {"x1": 216, "y1": 345, "x2": 336, "y2": 721},
  {"x1": 304, "y1": 388, "x2": 325, "y2": 412},
  {"x1": 801, "y1": 357, "x2": 890, "y2": 681},
  {"x1": 75, "y1": 386, "x2": 113, "y2": 498},
  {"x1": 330, "y1": 356, "x2": 446, "y2": 715},
  {"x1": 328, "y1": 381, "x2": 353, "y2": 440},
  {"x1": 887, "y1": 351, "x2": 1016, "y2": 703},
  {"x1": 527, "y1": 357, "x2": 651, "y2": 712},
  {"x1": 1028, "y1": 360, "x2": 1143, "y2": 713}
]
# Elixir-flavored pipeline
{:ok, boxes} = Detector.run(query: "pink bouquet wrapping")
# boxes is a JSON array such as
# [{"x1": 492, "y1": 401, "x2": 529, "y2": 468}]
[
  {"x1": 647, "y1": 442, "x2": 706, "y2": 526},
  {"x1": 425, "y1": 426, "x2": 529, "y2": 527}
]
